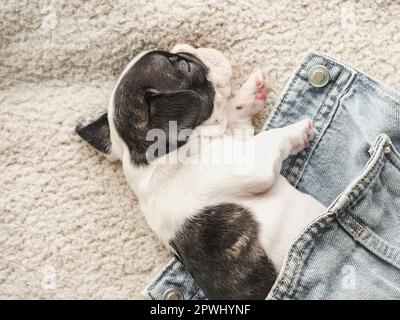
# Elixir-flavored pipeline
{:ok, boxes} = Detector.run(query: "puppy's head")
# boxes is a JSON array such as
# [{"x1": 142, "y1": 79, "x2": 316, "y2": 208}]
[{"x1": 76, "y1": 44, "x2": 232, "y2": 165}]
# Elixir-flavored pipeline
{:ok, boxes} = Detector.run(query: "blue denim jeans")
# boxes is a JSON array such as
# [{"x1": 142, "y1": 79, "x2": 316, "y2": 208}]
[{"x1": 143, "y1": 51, "x2": 400, "y2": 300}]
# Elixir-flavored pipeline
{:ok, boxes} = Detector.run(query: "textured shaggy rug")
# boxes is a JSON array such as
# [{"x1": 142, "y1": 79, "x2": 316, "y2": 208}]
[{"x1": 1, "y1": 0, "x2": 400, "y2": 299}]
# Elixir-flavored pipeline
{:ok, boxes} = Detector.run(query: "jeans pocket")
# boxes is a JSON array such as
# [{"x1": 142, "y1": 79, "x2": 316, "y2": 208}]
[{"x1": 337, "y1": 138, "x2": 400, "y2": 271}]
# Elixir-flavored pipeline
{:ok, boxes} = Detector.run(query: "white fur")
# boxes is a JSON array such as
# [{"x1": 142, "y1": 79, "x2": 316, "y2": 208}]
[{"x1": 107, "y1": 45, "x2": 326, "y2": 272}]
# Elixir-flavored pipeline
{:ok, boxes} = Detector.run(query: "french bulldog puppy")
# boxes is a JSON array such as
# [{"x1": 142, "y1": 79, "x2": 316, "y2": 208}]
[{"x1": 76, "y1": 44, "x2": 326, "y2": 299}]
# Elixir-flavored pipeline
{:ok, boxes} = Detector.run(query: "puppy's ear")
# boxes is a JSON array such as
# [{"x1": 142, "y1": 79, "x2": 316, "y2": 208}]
[
  {"x1": 147, "y1": 90, "x2": 208, "y2": 134},
  {"x1": 146, "y1": 90, "x2": 211, "y2": 153},
  {"x1": 75, "y1": 113, "x2": 111, "y2": 154}
]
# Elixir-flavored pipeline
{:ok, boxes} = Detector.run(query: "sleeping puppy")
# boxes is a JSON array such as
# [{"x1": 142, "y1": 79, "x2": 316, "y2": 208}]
[{"x1": 76, "y1": 44, "x2": 326, "y2": 299}]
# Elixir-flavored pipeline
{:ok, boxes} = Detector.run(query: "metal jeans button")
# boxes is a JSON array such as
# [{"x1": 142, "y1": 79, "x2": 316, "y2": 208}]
[
  {"x1": 163, "y1": 288, "x2": 184, "y2": 300},
  {"x1": 308, "y1": 65, "x2": 330, "y2": 87}
]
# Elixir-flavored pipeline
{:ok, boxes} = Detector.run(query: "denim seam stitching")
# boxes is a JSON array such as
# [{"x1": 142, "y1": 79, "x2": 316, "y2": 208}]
[
  {"x1": 270, "y1": 215, "x2": 331, "y2": 299},
  {"x1": 264, "y1": 54, "x2": 314, "y2": 130},
  {"x1": 357, "y1": 76, "x2": 400, "y2": 105},
  {"x1": 191, "y1": 288, "x2": 203, "y2": 300},
  {"x1": 337, "y1": 217, "x2": 400, "y2": 270},
  {"x1": 335, "y1": 142, "x2": 400, "y2": 269},
  {"x1": 285, "y1": 221, "x2": 335, "y2": 299},
  {"x1": 282, "y1": 229, "x2": 319, "y2": 298},
  {"x1": 147, "y1": 258, "x2": 202, "y2": 300},
  {"x1": 146, "y1": 258, "x2": 177, "y2": 299},
  {"x1": 279, "y1": 214, "x2": 337, "y2": 299},
  {"x1": 387, "y1": 145, "x2": 400, "y2": 170},
  {"x1": 292, "y1": 69, "x2": 356, "y2": 187},
  {"x1": 327, "y1": 135, "x2": 387, "y2": 218},
  {"x1": 336, "y1": 148, "x2": 385, "y2": 216}
]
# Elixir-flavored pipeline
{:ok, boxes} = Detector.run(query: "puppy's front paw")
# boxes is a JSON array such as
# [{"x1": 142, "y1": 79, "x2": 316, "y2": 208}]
[
  {"x1": 288, "y1": 118, "x2": 313, "y2": 154},
  {"x1": 234, "y1": 69, "x2": 267, "y2": 116}
]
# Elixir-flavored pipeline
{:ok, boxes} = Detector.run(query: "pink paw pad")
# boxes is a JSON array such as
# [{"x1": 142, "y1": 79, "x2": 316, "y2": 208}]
[
  {"x1": 307, "y1": 119, "x2": 313, "y2": 130},
  {"x1": 255, "y1": 74, "x2": 266, "y2": 100},
  {"x1": 304, "y1": 119, "x2": 313, "y2": 145},
  {"x1": 256, "y1": 73, "x2": 265, "y2": 86},
  {"x1": 256, "y1": 91, "x2": 266, "y2": 100}
]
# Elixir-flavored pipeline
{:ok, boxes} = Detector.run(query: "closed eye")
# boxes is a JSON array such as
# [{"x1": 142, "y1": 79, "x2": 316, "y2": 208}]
[
  {"x1": 168, "y1": 55, "x2": 190, "y2": 72},
  {"x1": 168, "y1": 56, "x2": 179, "y2": 63}
]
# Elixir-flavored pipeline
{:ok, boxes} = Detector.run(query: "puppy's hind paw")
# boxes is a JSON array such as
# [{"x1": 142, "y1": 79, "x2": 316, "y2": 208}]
[{"x1": 289, "y1": 118, "x2": 313, "y2": 154}]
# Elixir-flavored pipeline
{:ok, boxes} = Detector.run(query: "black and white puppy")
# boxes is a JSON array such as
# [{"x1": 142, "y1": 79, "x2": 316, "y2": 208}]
[{"x1": 76, "y1": 44, "x2": 326, "y2": 299}]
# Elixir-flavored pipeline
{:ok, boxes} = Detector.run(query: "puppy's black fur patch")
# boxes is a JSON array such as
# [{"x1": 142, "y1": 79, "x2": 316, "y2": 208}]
[
  {"x1": 170, "y1": 203, "x2": 277, "y2": 300},
  {"x1": 113, "y1": 50, "x2": 215, "y2": 165},
  {"x1": 75, "y1": 113, "x2": 111, "y2": 154}
]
